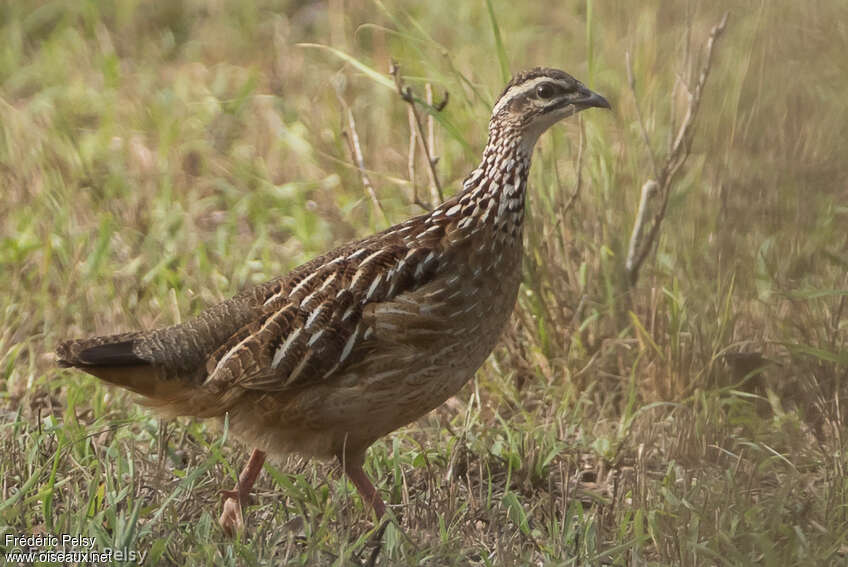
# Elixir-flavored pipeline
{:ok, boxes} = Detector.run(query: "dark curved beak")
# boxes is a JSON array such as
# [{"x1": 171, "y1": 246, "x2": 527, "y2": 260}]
[{"x1": 576, "y1": 87, "x2": 611, "y2": 110}]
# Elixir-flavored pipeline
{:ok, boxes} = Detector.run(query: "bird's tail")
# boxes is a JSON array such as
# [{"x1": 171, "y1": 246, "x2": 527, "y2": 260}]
[
  {"x1": 56, "y1": 332, "x2": 193, "y2": 401},
  {"x1": 56, "y1": 287, "x2": 272, "y2": 411}
]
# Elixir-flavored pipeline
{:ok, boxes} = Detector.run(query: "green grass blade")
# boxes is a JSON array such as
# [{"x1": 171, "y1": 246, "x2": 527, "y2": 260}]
[
  {"x1": 485, "y1": 0, "x2": 510, "y2": 83},
  {"x1": 297, "y1": 43, "x2": 395, "y2": 90}
]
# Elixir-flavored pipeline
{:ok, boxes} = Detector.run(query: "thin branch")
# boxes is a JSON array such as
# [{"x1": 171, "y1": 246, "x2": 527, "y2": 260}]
[
  {"x1": 405, "y1": 106, "x2": 431, "y2": 211},
  {"x1": 410, "y1": 93, "x2": 443, "y2": 204},
  {"x1": 390, "y1": 61, "x2": 448, "y2": 207},
  {"x1": 406, "y1": 107, "x2": 420, "y2": 207},
  {"x1": 625, "y1": 180, "x2": 659, "y2": 276},
  {"x1": 425, "y1": 83, "x2": 440, "y2": 206},
  {"x1": 335, "y1": 89, "x2": 390, "y2": 227},
  {"x1": 426, "y1": 83, "x2": 436, "y2": 154},
  {"x1": 625, "y1": 11, "x2": 729, "y2": 287}
]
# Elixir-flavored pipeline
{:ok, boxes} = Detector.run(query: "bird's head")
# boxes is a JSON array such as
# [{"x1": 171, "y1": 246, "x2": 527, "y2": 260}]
[{"x1": 490, "y1": 67, "x2": 610, "y2": 154}]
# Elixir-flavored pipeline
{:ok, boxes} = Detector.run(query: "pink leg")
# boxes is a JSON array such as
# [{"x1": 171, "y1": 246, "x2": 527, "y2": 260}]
[
  {"x1": 219, "y1": 448, "x2": 267, "y2": 535},
  {"x1": 340, "y1": 453, "x2": 386, "y2": 519}
]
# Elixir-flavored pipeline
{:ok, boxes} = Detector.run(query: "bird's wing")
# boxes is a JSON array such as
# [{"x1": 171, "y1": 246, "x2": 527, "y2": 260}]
[{"x1": 202, "y1": 222, "x2": 452, "y2": 392}]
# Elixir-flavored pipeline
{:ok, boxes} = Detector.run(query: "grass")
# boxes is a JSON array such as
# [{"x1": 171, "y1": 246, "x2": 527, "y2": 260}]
[{"x1": 1, "y1": 0, "x2": 847, "y2": 564}]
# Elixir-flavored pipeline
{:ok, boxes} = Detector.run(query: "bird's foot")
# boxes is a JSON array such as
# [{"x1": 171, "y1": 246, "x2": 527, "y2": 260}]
[
  {"x1": 219, "y1": 448, "x2": 267, "y2": 536},
  {"x1": 219, "y1": 488, "x2": 250, "y2": 536}
]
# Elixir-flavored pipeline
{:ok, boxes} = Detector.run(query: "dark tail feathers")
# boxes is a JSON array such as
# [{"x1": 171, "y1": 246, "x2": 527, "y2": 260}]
[
  {"x1": 56, "y1": 333, "x2": 190, "y2": 401},
  {"x1": 57, "y1": 334, "x2": 147, "y2": 368}
]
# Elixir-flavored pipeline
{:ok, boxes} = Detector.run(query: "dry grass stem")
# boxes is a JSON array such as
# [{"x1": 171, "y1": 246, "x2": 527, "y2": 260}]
[
  {"x1": 625, "y1": 11, "x2": 730, "y2": 286},
  {"x1": 335, "y1": 89, "x2": 390, "y2": 226}
]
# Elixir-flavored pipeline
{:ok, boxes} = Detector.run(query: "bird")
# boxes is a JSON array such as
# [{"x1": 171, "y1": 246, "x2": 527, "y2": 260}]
[{"x1": 56, "y1": 67, "x2": 610, "y2": 533}]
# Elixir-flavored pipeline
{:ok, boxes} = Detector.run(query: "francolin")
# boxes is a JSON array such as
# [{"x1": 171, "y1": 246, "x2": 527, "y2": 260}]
[{"x1": 57, "y1": 67, "x2": 610, "y2": 532}]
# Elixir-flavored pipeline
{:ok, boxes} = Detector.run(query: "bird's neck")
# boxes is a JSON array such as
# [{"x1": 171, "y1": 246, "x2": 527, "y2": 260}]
[{"x1": 452, "y1": 128, "x2": 532, "y2": 239}]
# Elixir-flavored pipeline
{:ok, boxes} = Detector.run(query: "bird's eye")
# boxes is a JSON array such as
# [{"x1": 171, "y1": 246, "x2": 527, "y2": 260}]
[{"x1": 536, "y1": 83, "x2": 557, "y2": 99}]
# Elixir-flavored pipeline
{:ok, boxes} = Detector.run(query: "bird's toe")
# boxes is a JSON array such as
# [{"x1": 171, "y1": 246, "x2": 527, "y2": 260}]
[{"x1": 219, "y1": 496, "x2": 244, "y2": 536}]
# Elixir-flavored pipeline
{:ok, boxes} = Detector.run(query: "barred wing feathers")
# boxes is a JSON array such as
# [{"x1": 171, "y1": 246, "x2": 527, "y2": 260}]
[{"x1": 202, "y1": 215, "x2": 454, "y2": 393}]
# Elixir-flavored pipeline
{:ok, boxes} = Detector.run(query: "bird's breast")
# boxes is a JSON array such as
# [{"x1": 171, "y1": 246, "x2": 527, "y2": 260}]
[{"x1": 355, "y1": 230, "x2": 522, "y2": 396}]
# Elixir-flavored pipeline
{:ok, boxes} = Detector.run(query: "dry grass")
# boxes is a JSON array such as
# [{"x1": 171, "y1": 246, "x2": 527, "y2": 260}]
[{"x1": 1, "y1": 0, "x2": 846, "y2": 565}]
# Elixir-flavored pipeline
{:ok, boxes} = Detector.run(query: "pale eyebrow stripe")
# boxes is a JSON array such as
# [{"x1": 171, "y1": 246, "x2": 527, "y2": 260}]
[{"x1": 490, "y1": 77, "x2": 573, "y2": 116}]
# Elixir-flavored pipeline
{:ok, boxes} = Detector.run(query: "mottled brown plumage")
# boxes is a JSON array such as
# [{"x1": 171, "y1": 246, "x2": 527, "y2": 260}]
[{"x1": 57, "y1": 67, "x2": 609, "y2": 531}]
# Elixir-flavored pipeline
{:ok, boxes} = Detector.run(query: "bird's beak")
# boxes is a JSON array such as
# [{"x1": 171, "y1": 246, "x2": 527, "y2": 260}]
[{"x1": 574, "y1": 87, "x2": 611, "y2": 110}]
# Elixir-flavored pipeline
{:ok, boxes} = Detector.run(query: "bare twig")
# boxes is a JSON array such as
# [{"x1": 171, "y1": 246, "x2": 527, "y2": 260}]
[
  {"x1": 390, "y1": 61, "x2": 448, "y2": 207},
  {"x1": 335, "y1": 89, "x2": 390, "y2": 226},
  {"x1": 425, "y1": 83, "x2": 440, "y2": 206},
  {"x1": 625, "y1": 11, "x2": 729, "y2": 287},
  {"x1": 407, "y1": 107, "x2": 419, "y2": 205},
  {"x1": 426, "y1": 83, "x2": 437, "y2": 153},
  {"x1": 625, "y1": 180, "x2": 659, "y2": 276},
  {"x1": 669, "y1": 3, "x2": 695, "y2": 150},
  {"x1": 405, "y1": 104, "x2": 431, "y2": 211}
]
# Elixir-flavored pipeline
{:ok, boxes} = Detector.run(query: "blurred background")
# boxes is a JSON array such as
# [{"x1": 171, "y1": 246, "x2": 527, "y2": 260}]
[{"x1": 1, "y1": 1, "x2": 846, "y2": 564}]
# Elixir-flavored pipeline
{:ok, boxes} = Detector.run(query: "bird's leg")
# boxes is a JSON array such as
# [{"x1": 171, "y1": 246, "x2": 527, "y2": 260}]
[
  {"x1": 219, "y1": 448, "x2": 266, "y2": 534},
  {"x1": 339, "y1": 453, "x2": 386, "y2": 519}
]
